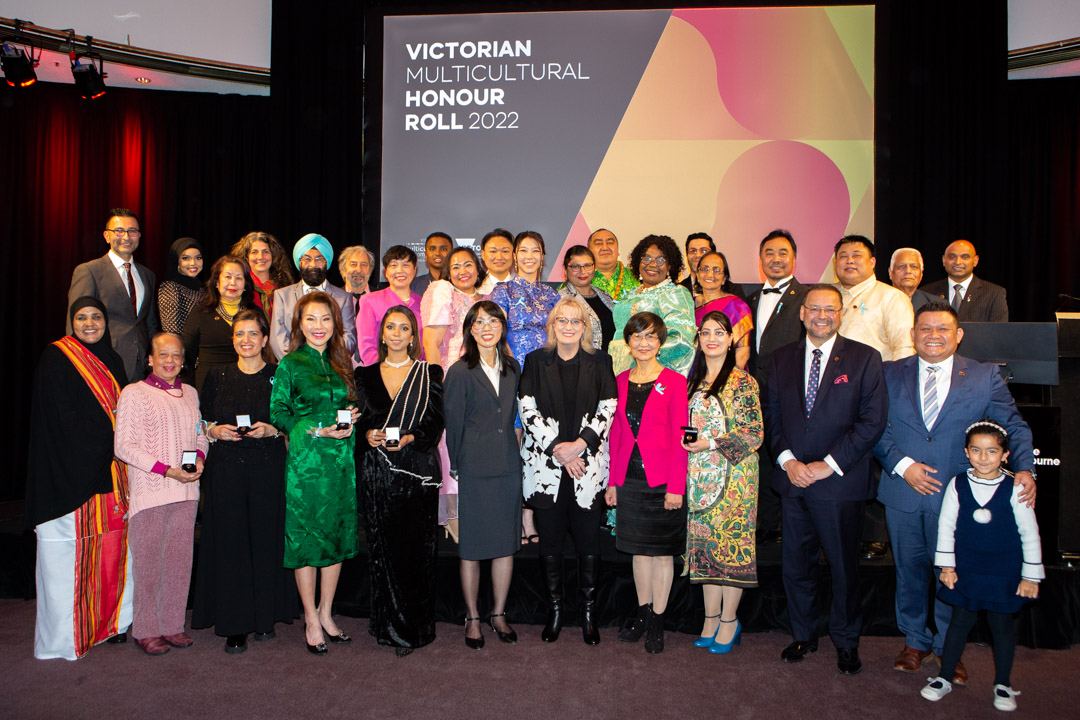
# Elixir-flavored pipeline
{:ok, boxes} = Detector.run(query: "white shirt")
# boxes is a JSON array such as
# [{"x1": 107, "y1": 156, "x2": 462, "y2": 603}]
[
  {"x1": 302, "y1": 279, "x2": 329, "y2": 294},
  {"x1": 836, "y1": 276, "x2": 915, "y2": 361},
  {"x1": 776, "y1": 333, "x2": 843, "y2": 476},
  {"x1": 934, "y1": 471, "x2": 1044, "y2": 581},
  {"x1": 950, "y1": 275, "x2": 973, "y2": 303},
  {"x1": 480, "y1": 356, "x2": 501, "y2": 395},
  {"x1": 108, "y1": 250, "x2": 146, "y2": 312},
  {"x1": 477, "y1": 272, "x2": 513, "y2": 296},
  {"x1": 755, "y1": 275, "x2": 793, "y2": 352},
  {"x1": 893, "y1": 354, "x2": 955, "y2": 479}
]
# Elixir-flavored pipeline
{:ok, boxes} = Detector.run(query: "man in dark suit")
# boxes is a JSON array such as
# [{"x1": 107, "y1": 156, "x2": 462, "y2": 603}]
[
  {"x1": 920, "y1": 240, "x2": 1008, "y2": 321},
  {"x1": 888, "y1": 248, "x2": 936, "y2": 312},
  {"x1": 873, "y1": 301, "x2": 1035, "y2": 682},
  {"x1": 764, "y1": 284, "x2": 888, "y2": 675},
  {"x1": 67, "y1": 208, "x2": 159, "y2": 382},
  {"x1": 748, "y1": 230, "x2": 809, "y2": 541},
  {"x1": 411, "y1": 231, "x2": 454, "y2": 297},
  {"x1": 678, "y1": 232, "x2": 715, "y2": 295}
]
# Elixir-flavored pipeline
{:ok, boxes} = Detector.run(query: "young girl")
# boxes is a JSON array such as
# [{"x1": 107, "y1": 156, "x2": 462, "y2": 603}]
[{"x1": 921, "y1": 420, "x2": 1043, "y2": 712}]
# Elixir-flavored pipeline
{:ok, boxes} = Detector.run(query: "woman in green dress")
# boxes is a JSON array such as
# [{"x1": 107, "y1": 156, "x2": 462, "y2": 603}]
[
  {"x1": 269, "y1": 291, "x2": 359, "y2": 655},
  {"x1": 681, "y1": 310, "x2": 763, "y2": 654},
  {"x1": 609, "y1": 235, "x2": 696, "y2": 375}
]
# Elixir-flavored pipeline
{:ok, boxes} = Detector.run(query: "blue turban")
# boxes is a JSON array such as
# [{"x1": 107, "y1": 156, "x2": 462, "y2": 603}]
[{"x1": 293, "y1": 233, "x2": 334, "y2": 269}]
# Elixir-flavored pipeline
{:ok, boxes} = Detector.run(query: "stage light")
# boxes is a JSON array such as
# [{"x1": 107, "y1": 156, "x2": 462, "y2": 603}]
[
  {"x1": 1, "y1": 43, "x2": 37, "y2": 87},
  {"x1": 71, "y1": 52, "x2": 107, "y2": 99}
]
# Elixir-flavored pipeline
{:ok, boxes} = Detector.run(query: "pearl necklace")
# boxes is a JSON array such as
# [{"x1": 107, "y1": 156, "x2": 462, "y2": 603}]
[{"x1": 384, "y1": 357, "x2": 413, "y2": 368}]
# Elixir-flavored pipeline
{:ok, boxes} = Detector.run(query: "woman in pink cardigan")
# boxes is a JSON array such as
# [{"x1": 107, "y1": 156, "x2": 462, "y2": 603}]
[
  {"x1": 115, "y1": 333, "x2": 208, "y2": 656},
  {"x1": 605, "y1": 312, "x2": 688, "y2": 654}
]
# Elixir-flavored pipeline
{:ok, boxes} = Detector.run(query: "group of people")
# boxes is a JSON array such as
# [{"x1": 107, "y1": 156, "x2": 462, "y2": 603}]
[{"x1": 29, "y1": 209, "x2": 1041, "y2": 712}]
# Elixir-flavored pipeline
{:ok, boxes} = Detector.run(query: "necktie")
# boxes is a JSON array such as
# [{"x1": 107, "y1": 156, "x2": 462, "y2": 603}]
[
  {"x1": 923, "y1": 365, "x2": 939, "y2": 429},
  {"x1": 805, "y1": 348, "x2": 822, "y2": 417},
  {"x1": 951, "y1": 283, "x2": 963, "y2": 312},
  {"x1": 124, "y1": 262, "x2": 138, "y2": 317}
]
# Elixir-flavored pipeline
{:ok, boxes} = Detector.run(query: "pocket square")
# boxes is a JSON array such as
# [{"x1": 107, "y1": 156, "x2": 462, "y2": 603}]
[{"x1": 833, "y1": 375, "x2": 849, "y2": 384}]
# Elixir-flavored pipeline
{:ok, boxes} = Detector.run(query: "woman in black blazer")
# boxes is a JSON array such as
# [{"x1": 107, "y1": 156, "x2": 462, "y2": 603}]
[
  {"x1": 519, "y1": 297, "x2": 617, "y2": 645},
  {"x1": 444, "y1": 301, "x2": 522, "y2": 649}
]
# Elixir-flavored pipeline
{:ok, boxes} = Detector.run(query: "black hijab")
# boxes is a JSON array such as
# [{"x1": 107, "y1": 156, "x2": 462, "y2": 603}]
[
  {"x1": 68, "y1": 296, "x2": 127, "y2": 385},
  {"x1": 165, "y1": 237, "x2": 205, "y2": 290}
]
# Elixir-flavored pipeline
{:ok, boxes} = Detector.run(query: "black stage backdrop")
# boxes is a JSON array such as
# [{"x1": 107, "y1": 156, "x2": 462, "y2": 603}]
[{"x1": 1, "y1": 0, "x2": 1078, "y2": 500}]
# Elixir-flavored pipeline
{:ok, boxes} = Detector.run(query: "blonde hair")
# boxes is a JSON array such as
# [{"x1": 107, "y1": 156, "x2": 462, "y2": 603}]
[{"x1": 543, "y1": 297, "x2": 595, "y2": 353}]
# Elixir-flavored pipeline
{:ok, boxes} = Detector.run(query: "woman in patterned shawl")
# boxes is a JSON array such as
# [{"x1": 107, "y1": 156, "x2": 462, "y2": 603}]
[{"x1": 681, "y1": 310, "x2": 763, "y2": 654}]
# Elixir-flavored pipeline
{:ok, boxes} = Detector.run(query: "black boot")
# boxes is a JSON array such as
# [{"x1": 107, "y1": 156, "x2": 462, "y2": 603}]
[
  {"x1": 618, "y1": 603, "x2": 651, "y2": 643},
  {"x1": 539, "y1": 555, "x2": 563, "y2": 643},
  {"x1": 644, "y1": 608, "x2": 665, "y2": 654},
  {"x1": 579, "y1": 555, "x2": 600, "y2": 645}
]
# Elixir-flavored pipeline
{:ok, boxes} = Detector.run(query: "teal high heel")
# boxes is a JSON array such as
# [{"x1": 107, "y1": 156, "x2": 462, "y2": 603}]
[
  {"x1": 709, "y1": 618, "x2": 742, "y2": 654},
  {"x1": 693, "y1": 613, "x2": 722, "y2": 648}
]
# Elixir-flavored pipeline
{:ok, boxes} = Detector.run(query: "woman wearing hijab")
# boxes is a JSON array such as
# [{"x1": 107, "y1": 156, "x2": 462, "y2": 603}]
[
  {"x1": 355, "y1": 306, "x2": 444, "y2": 657},
  {"x1": 158, "y1": 237, "x2": 206, "y2": 335},
  {"x1": 27, "y1": 297, "x2": 133, "y2": 660}
]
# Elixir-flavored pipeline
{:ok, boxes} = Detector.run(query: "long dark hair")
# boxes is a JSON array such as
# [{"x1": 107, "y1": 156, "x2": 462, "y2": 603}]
[
  {"x1": 460, "y1": 300, "x2": 515, "y2": 375},
  {"x1": 288, "y1": 291, "x2": 356, "y2": 401},
  {"x1": 201, "y1": 255, "x2": 255, "y2": 310},
  {"x1": 687, "y1": 310, "x2": 737, "y2": 403},
  {"x1": 231, "y1": 307, "x2": 276, "y2": 366},
  {"x1": 377, "y1": 305, "x2": 421, "y2": 363},
  {"x1": 231, "y1": 231, "x2": 295, "y2": 287}
]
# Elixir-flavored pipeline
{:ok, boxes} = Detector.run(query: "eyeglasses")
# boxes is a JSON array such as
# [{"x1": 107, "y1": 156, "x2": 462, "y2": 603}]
[
  {"x1": 630, "y1": 332, "x2": 660, "y2": 343},
  {"x1": 473, "y1": 316, "x2": 501, "y2": 328},
  {"x1": 554, "y1": 317, "x2": 584, "y2": 327},
  {"x1": 804, "y1": 306, "x2": 840, "y2": 317},
  {"x1": 106, "y1": 228, "x2": 141, "y2": 238},
  {"x1": 697, "y1": 266, "x2": 725, "y2": 276},
  {"x1": 698, "y1": 328, "x2": 729, "y2": 339},
  {"x1": 640, "y1": 255, "x2": 667, "y2": 267},
  {"x1": 567, "y1": 263, "x2": 594, "y2": 272}
]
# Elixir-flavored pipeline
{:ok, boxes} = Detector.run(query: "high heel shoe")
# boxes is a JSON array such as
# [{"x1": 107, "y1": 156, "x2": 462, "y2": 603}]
[
  {"x1": 464, "y1": 617, "x2": 485, "y2": 650},
  {"x1": 488, "y1": 612, "x2": 517, "y2": 644},
  {"x1": 708, "y1": 618, "x2": 742, "y2": 655},
  {"x1": 693, "y1": 613, "x2": 722, "y2": 648},
  {"x1": 321, "y1": 622, "x2": 351, "y2": 644}
]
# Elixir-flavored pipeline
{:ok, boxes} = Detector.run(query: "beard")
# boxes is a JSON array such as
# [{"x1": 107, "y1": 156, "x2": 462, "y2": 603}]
[{"x1": 301, "y1": 266, "x2": 328, "y2": 287}]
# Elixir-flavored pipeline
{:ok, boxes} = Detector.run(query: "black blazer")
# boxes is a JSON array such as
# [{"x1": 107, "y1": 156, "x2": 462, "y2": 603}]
[
  {"x1": 518, "y1": 347, "x2": 617, "y2": 509},
  {"x1": 763, "y1": 334, "x2": 888, "y2": 502},
  {"x1": 444, "y1": 357, "x2": 521, "y2": 479},
  {"x1": 67, "y1": 254, "x2": 159, "y2": 382},
  {"x1": 748, "y1": 278, "x2": 809, "y2": 388},
  {"x1": 920, "y1": 276, "x2": 1008, "y2": 322}
]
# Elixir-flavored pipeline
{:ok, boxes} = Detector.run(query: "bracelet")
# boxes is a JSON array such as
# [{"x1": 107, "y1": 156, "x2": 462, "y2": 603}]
[{"x1": 205, "y1": 421, "x2": 219, "y2": 443}]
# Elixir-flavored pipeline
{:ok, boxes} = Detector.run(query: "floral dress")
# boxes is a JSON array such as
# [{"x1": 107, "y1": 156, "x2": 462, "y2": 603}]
[
  {"x1": 609, "y1": 279, "x2": 696, "y2": 375},
  {"x1": 684, "y1": 368, "x2": 763, "y2": 586},
  {"x1": 490, "y1": 275, "x2": 560, "y2": 363}
]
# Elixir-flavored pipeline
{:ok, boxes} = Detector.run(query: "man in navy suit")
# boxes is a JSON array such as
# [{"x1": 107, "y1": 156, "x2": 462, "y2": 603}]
[
  {"x1": 920, "y1": 240, "x2": 1008, "y2": 321},
  {"x1": 765, "y1": 284, "x2": 888, "y2": 675},
  {"x1": 749, "y1": 230, "x2": 809, "y2": 542},
  {"x1": 873, "y1": 301, "x2": 1035, "y2": 681},
  {"x1": 67, "y1": 208, "x2": 159, "y2": 382}
]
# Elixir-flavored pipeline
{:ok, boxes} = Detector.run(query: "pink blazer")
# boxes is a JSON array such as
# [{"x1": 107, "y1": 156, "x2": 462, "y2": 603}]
[{"x1": 608, "y1": 367, "x2": 689, "y2": 495}]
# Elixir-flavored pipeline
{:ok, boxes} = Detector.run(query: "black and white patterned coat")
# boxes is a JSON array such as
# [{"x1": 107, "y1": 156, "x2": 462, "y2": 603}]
[{"x1": 518, "y1": 346, "x2": 618, "y2": 510}]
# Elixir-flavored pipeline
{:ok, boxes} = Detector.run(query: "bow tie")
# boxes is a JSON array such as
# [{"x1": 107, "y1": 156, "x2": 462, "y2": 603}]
[{"x1": 762, "y1": 283, "x2": 790, "y2": 295}]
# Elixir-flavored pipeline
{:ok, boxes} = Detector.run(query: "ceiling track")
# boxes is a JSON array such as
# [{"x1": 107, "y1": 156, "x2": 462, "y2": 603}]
[
  {"x1": 1008, "y1": 36, "x2": 1080, "y2": 71},
  {"x1": 0, "y1": 16, "x2": 269, "y2": 86}
]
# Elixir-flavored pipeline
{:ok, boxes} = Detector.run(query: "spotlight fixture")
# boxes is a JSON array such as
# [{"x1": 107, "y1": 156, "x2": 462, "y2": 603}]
[
  {"x1": 1, "y1": 20, "x2": 40, "y2": 88},
  {"x1": 70, "y1": 35, "x2": 106, "y2": 100},
  {"x1": 134, "y1": 76, "x2": 151, "y2": 84}
]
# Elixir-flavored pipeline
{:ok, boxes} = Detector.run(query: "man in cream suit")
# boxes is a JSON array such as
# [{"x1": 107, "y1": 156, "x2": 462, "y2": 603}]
[{"x1": 270, "y1": 233, "x2": 357, "y2": 361}]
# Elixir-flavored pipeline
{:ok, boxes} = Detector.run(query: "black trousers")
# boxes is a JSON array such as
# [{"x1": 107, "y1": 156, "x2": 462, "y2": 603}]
[
  {"x1": 940, "y1": 606, "x2": 1016, "y2": 686},
  {"x1": 532, "y1": 472, "x2": 602, "y2": 557}
]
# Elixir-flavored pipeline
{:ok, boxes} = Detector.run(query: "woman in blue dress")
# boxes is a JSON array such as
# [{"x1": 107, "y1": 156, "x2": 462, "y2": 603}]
[{"x1": 491, "y1": 231, "x2": 560, "y2": 545}]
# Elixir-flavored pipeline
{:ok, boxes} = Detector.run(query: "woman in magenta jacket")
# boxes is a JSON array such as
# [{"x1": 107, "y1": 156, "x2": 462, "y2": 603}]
[{"x1": 605, "y1": 312, "x2": 688, "y2": 654}]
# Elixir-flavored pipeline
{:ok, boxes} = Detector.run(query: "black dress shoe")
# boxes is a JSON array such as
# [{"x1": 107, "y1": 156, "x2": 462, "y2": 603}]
[
  {"x1": 225, "y1": 634, "x2": 247, "y2": 654},
  {"x1": 618, "y1": 603, "x2": 652, "y2": 643},
  {"x1": 253, "y1": 630, "x2": 275, "y2": 642},
  {"x1": 464, "y1": 617, "x2": 485, "y2": 650},
  {"x1": 837, "y1": 647, "x2": 862, "y2": 675},
  {"x1": 757, "y1": 528, "x2": 782, "y2": 545},
  {"x1": 321, "y1": 624, "x2": 351, "y2": 644},
  {"x1": 489, "y1": 613, "x2": 517, "y2": 644},
  {"x1": 861, "y1": 541, "x2": 888, "y2": 560},
  {"x1": 781, "y1": 640, "x2": 818, "y2": 663},
  {"x1": 106, "y1": 632, "x2": 127, "y2": 644}
]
